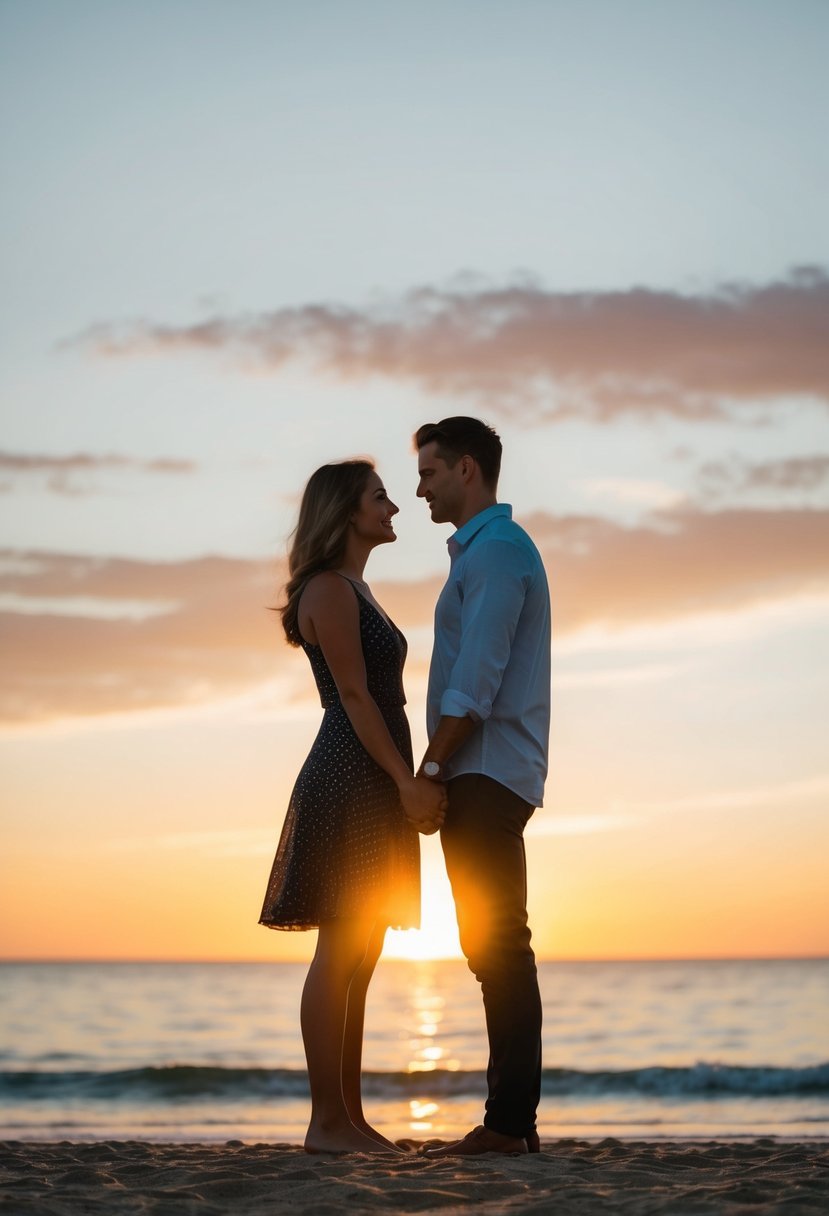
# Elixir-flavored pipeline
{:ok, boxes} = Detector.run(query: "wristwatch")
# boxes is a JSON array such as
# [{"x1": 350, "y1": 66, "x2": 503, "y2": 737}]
[{"x1": 422, "y1": 761, "x2": 442, "y2": 780}]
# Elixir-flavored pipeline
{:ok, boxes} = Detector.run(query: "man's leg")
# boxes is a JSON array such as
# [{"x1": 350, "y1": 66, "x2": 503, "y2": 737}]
[{"x1": 440, "y1": 773, "x2": 542, "y2": 1140}]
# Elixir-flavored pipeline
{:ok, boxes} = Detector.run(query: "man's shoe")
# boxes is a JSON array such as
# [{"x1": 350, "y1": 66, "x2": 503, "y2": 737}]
[{"x1": 422, "y1": 1125, "x2": 529, "y2": 1157}]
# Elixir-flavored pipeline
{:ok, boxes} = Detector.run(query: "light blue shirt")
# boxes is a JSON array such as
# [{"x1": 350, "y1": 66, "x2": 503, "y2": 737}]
[{"x1": 427, "y1": 504, "x2": 551, "y2": 807}]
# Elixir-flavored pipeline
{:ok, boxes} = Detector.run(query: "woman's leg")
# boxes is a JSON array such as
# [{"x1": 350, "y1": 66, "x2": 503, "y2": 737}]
[
  {"x1": 341, "y1": 921, "x2": 398, "y2": 1147},
  {"x1": 301, "y1": 915, "x2": 394, "y2": 1153}
]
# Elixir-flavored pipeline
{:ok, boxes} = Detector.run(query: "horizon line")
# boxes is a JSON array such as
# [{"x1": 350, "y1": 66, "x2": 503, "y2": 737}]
[{"x1": 1, "y1": 954, "x2": 827, "y2": 965}]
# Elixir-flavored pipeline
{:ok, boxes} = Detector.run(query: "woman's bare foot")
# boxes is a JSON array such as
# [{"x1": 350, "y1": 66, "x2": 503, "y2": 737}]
[
  {"x1": 304, "y1": 1119, "x2": 400, "y2": 1154},
  {"x1": 351, "y1": 1119, "x2": 404, "y2": 1153}
]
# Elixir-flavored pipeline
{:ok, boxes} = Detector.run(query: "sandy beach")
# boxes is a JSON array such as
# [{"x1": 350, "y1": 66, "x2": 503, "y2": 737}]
[{"x1": 1, "y1": 1138, "x2": 827, "y2": 1215}]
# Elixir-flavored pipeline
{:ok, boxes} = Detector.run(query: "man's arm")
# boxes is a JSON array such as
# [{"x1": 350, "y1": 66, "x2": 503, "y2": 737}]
[
  {"x1": 420, "y1": 539, "x2": 530, "y2": 775},
  {"x1": 306, "y1": 573, "x2": 446, "y2": 832},
  {"x1": 418, "y1": 713, "x2": 477, "y2": 775}
]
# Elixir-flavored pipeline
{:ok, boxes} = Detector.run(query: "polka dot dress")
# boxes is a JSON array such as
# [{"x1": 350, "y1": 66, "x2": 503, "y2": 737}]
[{"x1": 259, "y1": 585, "x2": 420, "y2": 931}]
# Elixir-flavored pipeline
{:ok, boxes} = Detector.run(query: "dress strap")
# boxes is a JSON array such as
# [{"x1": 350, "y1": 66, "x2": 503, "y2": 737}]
[
  {"x1": 330, "y1": 571, "x2": 363, "y2": 592},
  {"x1": 331, "y1": 571, "x2": 396, "y2": 633}
]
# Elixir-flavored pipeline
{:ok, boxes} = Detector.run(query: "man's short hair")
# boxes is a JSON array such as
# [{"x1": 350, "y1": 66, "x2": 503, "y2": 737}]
[{"x1": 414, "y1": 416, "x2": 502, "y2": 490}]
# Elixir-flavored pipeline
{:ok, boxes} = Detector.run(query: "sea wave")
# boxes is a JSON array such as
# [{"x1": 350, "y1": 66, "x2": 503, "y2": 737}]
[{"x1": 1, "y1": 1063, "x2": 828, "y2": 1103}]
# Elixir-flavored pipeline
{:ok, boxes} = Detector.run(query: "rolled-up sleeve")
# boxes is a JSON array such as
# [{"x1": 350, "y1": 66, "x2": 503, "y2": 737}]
[{"x1": 440, "y1": 540, "x2": 530, "y2": 721}]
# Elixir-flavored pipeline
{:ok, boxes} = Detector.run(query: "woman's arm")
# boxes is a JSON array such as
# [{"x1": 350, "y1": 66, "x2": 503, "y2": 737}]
[{"x1": 302, "y1": 573, "x2": 445, "y2": 832}]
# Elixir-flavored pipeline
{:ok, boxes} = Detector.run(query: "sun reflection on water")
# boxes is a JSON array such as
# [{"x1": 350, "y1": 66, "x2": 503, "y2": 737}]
[{"x1": 404, "y1": 971, "x2": 456, "y2": 1128}]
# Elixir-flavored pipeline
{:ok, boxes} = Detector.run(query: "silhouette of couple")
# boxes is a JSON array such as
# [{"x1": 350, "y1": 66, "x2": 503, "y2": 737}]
[{"x1": 260, "y1": 417, "x2": 551, "y2": 1156}]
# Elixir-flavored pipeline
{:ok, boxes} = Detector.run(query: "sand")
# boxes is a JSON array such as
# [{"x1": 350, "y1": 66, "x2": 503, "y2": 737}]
[{"x1": 1, "y1": 1138, "x2": 827, "y2": 1215}]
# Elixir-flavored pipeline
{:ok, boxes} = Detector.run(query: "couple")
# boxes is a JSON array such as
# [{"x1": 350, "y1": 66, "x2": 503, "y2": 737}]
[{"x1": 259, "y1": 416, "x2": 551, "y2": 1156}]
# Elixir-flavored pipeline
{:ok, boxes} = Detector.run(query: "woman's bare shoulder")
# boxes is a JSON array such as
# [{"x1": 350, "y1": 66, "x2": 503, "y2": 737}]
[
  {"x1": 300, "y1": 570, "x2": 355, "y2": 608},
  {"x1": 299, "y1": 571, "x2": 360, "y2": 649}
]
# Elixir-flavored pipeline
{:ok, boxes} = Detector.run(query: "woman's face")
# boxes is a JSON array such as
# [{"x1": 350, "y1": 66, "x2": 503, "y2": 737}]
[{"x1": 350, "y1": 471, "x2": 399, "y2": 547}]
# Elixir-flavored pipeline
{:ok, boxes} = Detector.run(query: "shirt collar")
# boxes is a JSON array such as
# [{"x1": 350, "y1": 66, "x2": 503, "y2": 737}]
[{"x1": 447, "y1": 503, "x2": 512, "y2": 556}]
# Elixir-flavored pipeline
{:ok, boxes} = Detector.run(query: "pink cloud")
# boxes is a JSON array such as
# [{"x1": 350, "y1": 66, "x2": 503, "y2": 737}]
[
  {"x1": 3, "y1": 502, "x2": 828, "y2": 724},
  {"x1": 0, "y1": 452, "x2": 196, "y2": 497},
  {"x1": 698, "y1": 455, "x2": 829, "y2": 495},
  {"x1": 74, "y1": 267, "x2": 829, "y2": 421}
]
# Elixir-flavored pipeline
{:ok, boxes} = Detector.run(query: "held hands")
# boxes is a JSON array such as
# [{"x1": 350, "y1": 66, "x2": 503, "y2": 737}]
[{"x1": 399, "y1": 775, "x2": 447, "y2": 836}]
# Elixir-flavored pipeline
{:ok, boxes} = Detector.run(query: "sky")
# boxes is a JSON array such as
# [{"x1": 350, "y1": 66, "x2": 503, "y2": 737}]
[{"x1": 1, "y1": 0, "x2": 828, "y2": 962}]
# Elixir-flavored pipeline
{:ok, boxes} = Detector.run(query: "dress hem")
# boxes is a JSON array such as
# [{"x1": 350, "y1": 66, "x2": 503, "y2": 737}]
[{"x1": 258, "y1": 917, "x2": 420, "y2": 932}]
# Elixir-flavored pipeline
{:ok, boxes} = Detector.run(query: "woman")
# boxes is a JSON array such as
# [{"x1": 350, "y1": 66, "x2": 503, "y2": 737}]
[{"x1": 259, "y1": 459, "x2": 446, "y2": 1154}]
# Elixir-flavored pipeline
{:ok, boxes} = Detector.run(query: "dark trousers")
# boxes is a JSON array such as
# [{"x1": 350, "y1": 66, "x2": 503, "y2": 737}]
[{"x1": 440, "y1": 773, "x2": 542, "y2": 1139}]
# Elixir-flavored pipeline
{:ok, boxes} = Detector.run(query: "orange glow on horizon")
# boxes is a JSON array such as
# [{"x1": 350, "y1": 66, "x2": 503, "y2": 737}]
[{"x1": 384, "y1": 871, "x2": 462, "y2": 960}]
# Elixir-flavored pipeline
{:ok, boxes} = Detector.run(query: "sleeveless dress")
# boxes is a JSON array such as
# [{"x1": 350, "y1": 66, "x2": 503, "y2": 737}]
[{"x1": 258, "y1": 582, "x2": 421, "y2": 931}]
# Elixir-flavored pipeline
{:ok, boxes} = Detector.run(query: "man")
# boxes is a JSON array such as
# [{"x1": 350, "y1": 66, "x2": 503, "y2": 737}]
[{"x1": 408, "y1": 416, "x2": 551, "y2": 1156}]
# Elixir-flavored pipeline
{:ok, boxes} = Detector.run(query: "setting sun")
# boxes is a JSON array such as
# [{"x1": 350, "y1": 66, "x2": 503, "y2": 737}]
[{"x1": 385, "y1": 864, "x2": 462, "y2": 960}]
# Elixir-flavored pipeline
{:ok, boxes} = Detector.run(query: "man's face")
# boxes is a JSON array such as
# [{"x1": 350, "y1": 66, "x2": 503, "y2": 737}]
[{"x1": 416, "y1": 441, "x2": 465, "y2": 525}]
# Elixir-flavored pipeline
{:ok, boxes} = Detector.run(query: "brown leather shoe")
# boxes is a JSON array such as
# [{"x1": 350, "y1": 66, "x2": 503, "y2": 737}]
[{"x1": 423, "y1": 1125, "x2": 529, "y2": 1157}]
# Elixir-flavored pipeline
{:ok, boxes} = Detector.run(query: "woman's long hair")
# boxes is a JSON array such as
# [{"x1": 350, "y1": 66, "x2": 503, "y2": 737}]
[{"x1": 280, "y1": 459, "x2": 375, "y2": 646}]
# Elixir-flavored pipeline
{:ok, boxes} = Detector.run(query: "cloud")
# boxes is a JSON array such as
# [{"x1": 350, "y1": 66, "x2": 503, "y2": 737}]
[
  {"x1": 527, "y1": 504, "x2": 829, "y2": 633},
  {"x1": 553, "y1": 662, "x2": 687, "y2": 689},
  {"x1": 0, "y1": 451, "x2": 196, "y2": 496},
  {"x1": 2, "y1": 501, "x2": 828, "y2": 726},
  {"x1": 582, "y1": 478, "x2": 686, "y2": 510},
  {"x1": 698, "y1": 454, "x2": 829, "y2": 496},
  {"x1": 73, "y1": 267, "x2": 829, "y2": 421},
  {"x1": 104, "y1": 828, "x2": 275, "y2": 859},
  {"x1": 621, "y1": 773, "x2": 829, "y2": 817},
  {"x1": 0, "y1": 552, "x2": 284, "y2": 724},
  {"x1": 526, "y1": 773, "x2": 829, "y2": 837}
]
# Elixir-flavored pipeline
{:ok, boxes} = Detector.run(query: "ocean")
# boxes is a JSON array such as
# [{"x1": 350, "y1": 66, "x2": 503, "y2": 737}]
[{"x1": 1, "y1": 958, "x2": 826, "y2": 1143}]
